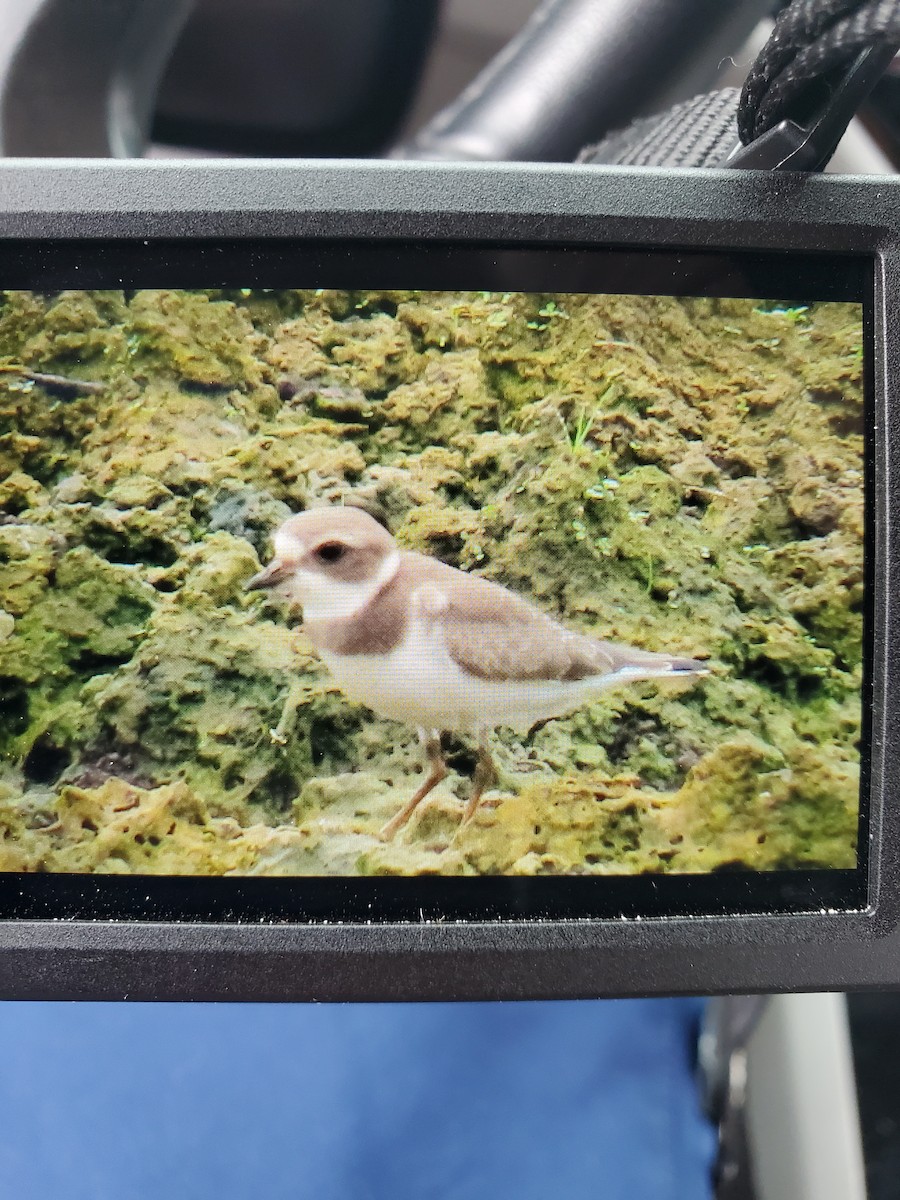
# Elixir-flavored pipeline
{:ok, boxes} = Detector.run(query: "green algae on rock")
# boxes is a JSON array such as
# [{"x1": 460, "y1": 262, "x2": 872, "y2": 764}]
[{"x1": 0, "y1": 288, "x2": 864, "y2": 877}]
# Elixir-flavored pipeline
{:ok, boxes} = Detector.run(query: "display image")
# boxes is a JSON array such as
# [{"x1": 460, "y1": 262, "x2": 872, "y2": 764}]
[{"x1": 0, "y1": 287, "x2": 865, "y2": 878}]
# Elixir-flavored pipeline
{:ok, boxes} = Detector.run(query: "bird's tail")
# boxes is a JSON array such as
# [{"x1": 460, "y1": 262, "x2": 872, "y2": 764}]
[{"x1": 600, "y1": 641, "x2": 709, "y2": 685}]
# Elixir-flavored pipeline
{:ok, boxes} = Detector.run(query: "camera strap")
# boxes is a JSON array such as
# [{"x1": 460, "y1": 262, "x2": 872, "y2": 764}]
[{"x1": 579, "y1": 0, "x2": 900, "y2": 171}]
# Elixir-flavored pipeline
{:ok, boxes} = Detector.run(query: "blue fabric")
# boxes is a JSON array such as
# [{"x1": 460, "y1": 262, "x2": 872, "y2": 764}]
[{"x1": 0, "y1": 999, "x2": 715, "y2": 1200}]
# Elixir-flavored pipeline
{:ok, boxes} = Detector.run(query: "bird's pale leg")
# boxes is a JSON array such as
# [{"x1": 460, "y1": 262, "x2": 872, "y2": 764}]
[
  {"x1": 462, "y1": 730, "x2": 498, "y2": 825},
  {"x1": 379, "y1": 729, "x2": 448, "y2": 842}
]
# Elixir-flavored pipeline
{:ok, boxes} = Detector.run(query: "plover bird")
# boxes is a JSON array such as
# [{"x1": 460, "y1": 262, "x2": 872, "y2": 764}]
[{"x1": 246, "y1": 507, "x2": 707, "y2": 840}]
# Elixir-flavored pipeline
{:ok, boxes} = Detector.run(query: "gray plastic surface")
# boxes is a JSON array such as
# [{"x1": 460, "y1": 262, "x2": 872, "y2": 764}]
[{"x1": 0, "y1": 160, "x2": 896, "y2": 1002}]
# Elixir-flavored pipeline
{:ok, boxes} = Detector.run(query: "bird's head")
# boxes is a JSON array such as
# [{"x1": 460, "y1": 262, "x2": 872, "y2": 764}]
[{"x1": 246, "y1": 506, "x2": 400, "y2": 620}]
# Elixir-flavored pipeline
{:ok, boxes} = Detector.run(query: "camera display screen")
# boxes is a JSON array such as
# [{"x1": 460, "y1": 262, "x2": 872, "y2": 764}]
[{"x1": 0, "y1": 243, "x2": 871, "y2": 921}]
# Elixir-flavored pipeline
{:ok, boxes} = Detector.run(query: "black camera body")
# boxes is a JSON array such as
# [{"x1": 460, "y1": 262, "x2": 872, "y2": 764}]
[{"x1": 0, "y1": 160, "x2": 895, "y2": 1001}]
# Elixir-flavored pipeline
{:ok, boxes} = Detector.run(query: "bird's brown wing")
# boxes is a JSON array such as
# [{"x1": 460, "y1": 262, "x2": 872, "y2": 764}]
[
  {"x1": 403, "y1": 553, "x2": 705, "y2": 684},
  {"x1": 405, "y1": 554, "x2": 619, "y2": 683},
  {"x1": 445, "y1": 609, "x2": 619, "y2": 682}
]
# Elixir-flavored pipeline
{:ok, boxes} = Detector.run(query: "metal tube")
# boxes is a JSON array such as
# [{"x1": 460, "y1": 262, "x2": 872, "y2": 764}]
[
  {"x1": 396, "y1": 0, "x2": 776, "y2": 162},
  {"x1": 0, "y1": 0, "x2": 193, "y2": 156}
]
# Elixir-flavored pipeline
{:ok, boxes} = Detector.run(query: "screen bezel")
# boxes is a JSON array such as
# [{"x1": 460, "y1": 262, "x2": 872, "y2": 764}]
[{"x1": 0, "y1": 160, "x2": 895, "y2": 1000}]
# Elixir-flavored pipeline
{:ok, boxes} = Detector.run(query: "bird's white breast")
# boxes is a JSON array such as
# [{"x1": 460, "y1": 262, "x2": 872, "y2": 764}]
[{"x1": 317, "y1": 614, "x2": 624, "y2": 735}]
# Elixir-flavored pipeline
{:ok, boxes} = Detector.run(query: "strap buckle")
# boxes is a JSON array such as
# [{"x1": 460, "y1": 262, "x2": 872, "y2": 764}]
[{"x1": 723, "y1": 42, "x2": 899, "y2": 171}]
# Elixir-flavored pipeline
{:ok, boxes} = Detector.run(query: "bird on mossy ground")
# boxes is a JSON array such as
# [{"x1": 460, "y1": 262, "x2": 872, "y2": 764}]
[{"x1": 247, "y1": 507, "x2": 708, "y2": 840}]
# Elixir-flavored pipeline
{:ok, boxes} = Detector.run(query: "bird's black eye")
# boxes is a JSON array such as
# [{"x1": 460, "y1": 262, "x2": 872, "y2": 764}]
[{"x1": 316, "y1": 541, "x2": 346, "y2": 563}]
